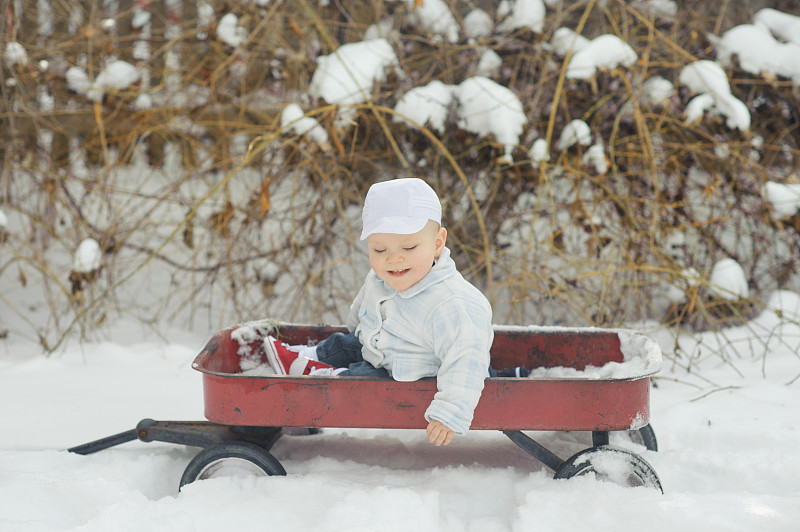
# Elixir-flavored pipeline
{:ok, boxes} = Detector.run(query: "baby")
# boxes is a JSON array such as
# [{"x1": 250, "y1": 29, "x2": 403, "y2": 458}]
[{"x1": 266, "y1": 178, "x2": 526, "y2": 446}]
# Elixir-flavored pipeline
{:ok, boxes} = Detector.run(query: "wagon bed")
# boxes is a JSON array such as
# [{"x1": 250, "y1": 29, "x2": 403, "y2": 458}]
[
  {"x1": 195, "y1": 322, "x2": 658, "y2": 432},
  {"x1": 69, "y1": 320, "x2": 664, "y2": 492}
]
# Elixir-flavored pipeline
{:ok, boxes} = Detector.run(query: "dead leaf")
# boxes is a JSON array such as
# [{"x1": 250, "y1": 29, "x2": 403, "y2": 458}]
[
  {"x1": 44, "y1": 178, "x2": 57, "y2": 205},
  {"x1": 288, "y1": 15, "x2": 303, "y2": 36},
  {"x1": 183, "y1": 217, "x2": 194, "y2": 249},
  {"x1": 210, "y1": 201, "x2": 235, "y2": 237},
  {"x1": 69, "y1": 271, "x2": 82, "y2": 295},
  {"x1": 413, "y1": 0, "x2": 424, "y2": 11},
  {"x1": 259, "y1": 179, "x2": 272, "y2": 217},
  {"x1": 685, "y1": 285, "x2": 699, "y2": 316},
  {"x1": 789, "y1": 212, "x2": 800, "y2": 233},
  {"x1": 330, "y1": 125, "x2": 345, "y2": 157},
  {"x1": 18, "y1": 265, "x2": 26, "y2": 287}
]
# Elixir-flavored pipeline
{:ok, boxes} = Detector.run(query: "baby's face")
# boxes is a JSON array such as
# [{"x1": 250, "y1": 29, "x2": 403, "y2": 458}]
[{"x1": 366, "y1": 221, "x2": 447, "y2": 292}]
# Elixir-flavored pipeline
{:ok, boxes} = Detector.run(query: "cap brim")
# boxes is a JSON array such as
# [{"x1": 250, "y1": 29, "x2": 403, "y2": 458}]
[{"x1": 360, "y1": 216, "x2": 430, "y2": 240}]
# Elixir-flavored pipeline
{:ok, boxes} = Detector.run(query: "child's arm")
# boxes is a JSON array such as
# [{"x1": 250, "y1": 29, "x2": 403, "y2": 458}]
[
  {"x1": 426, "y1": 419, "x2": 455, "y2": 446},
  {"x1": 424, "y1": 297, "x2": 493, "y2": 437}
]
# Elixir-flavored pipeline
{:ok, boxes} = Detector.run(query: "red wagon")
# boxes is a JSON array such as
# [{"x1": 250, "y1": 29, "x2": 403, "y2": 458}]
[{"x1": 70, "y1": 320, "x2": 663, "y2": 492}]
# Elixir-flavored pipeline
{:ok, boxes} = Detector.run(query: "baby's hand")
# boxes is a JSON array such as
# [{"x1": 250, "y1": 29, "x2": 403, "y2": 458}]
[{"x1": 426, "y1": 419, "x2": 454, "y2": 446}]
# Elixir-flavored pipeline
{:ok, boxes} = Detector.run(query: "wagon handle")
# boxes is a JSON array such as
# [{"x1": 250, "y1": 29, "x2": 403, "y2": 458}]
[
  {"x1": 68, "y1": 419, "x2": 285, "y2": 455},
  {"x1": 67, "y1": 428, "x2": 139, "y2": 455}
]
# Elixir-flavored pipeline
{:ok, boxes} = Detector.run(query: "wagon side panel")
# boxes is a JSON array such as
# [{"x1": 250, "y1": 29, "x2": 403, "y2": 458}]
[
  {"x1": 202, "y1": 374, "x2": 437, "y2": 429},
  {"x1": 202, "y1": 373, "x2": 650, "y2": 432},
  {"x1": 471, "y1": 378, "x2": 651, "y2": 431}
]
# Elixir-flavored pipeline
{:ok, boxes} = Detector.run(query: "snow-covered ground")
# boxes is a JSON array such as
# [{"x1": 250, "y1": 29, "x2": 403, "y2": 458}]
[
  {"x1": 1, "y1": 295, "x2": 799, "y2": 531},
  {"x1": 3, "y1": 1, "x2": 800, "y2": 529}
]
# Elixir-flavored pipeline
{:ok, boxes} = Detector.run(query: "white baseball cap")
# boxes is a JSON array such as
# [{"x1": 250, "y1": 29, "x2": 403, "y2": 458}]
[{"x1": 360, "y1": 178, "x2": 442, "y2": 240}]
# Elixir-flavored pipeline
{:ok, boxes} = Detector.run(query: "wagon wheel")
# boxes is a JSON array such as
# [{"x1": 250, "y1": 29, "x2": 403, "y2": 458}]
[
  {"x1": 572, "y1": 424, "x2": 658, "y2": 452},
  {"x1": 554, "y1": 446, "x2": 663, "y2": 493},
  {"x1": 625, "y1": 424, "x2": 658, "y2": 451},
  {"x1": 179, "y1": 441, "x2": 286, "y2": 489}
]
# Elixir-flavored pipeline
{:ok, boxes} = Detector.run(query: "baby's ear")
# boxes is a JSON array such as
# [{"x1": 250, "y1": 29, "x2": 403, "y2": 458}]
[{"x1": 435, "y1": 227, "x2": 447, "y2": 255}]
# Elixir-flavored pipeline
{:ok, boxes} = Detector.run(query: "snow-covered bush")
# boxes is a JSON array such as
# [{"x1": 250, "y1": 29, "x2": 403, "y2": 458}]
[{"x1": 2, "y1": 0, "x2": 799, "y2": 357}]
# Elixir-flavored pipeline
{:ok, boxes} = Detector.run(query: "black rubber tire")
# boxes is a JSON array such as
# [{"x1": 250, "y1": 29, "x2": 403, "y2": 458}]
[
  {"x1": 554, "y1": 446, "x2": 663, "y2": 493},
  {"x1": 179, "y1": 441, "x2": 286, "y2": 489},
  {"x1": 625, "y1": 424, "x2": 658, "y2": 452}
]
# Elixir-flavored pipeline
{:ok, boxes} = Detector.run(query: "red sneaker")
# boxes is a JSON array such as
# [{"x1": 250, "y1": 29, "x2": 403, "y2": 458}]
[
  {"x1": 264, "y1": 336, "x2": 300, "y2": 375},
  {"x1": 289, "y1": 357, "x2": 339, "y2": 376}
]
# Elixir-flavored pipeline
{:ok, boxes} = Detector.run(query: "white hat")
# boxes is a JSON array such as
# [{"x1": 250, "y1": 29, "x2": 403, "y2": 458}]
[{"x1": 360, "y1": 178, "x2": 442, "y2": 240}]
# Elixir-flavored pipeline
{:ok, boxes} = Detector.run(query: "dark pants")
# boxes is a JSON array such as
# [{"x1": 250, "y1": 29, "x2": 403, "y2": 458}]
[
  {"x1": 317, "y1": 331, "x2": 515, "y2": 378},
  {"x1": 316, "y1": 332, "x2": 390, "y2": 377}
]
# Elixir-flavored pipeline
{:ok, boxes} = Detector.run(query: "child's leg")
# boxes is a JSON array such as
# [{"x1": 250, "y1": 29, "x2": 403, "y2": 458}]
[
  {"x1": 315, "y1": 331, "x2": 364, "y2": 368},
  {"x1": 315, "y1": 332, "x2": 389, "y2": 377},
  {"x1": 337, "y1": 361, "x2": 390, "y2": 377},
  {"x1": 488, "y1": 366, "x2": 530, "y2": 378}
]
